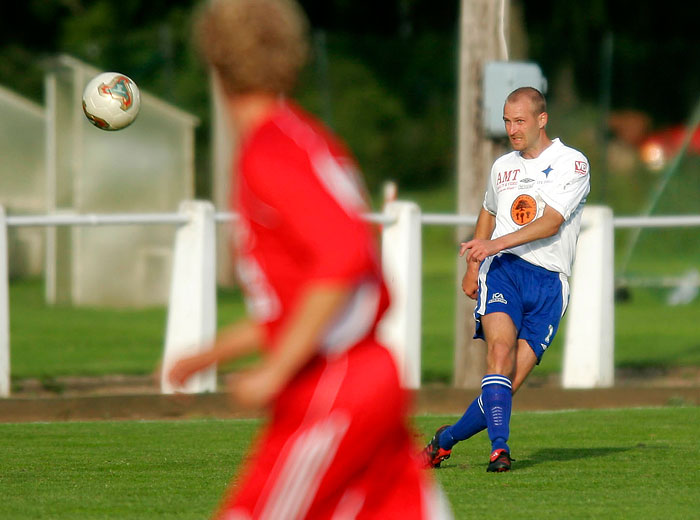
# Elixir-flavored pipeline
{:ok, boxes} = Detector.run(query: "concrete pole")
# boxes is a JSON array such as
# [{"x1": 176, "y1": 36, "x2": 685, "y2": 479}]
[
  {"x1": 161, "y1": 201, "x2": 217, "y2": 394},
  {"x1": 379, "y1": 201, "x2": 422, "y2": 389},
  {"x1": 454, "y1": 0, "x2": 509, "y2": 388},
  {"x1": 211, "y1": 74, "x2": 237, "y2": 287},
  {"x1": 0, "y1": 207, "x2": 9, "y2": 397}
]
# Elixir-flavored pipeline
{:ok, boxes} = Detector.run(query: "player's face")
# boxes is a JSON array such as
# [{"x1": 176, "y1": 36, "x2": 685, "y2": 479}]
[{"x1": 503, "y1": 99, "x2": 546, "y2": 157}]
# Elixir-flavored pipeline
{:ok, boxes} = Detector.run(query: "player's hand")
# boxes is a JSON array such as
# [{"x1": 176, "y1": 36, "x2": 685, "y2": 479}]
[
  {"x1": 462, "y1": 260, "x2": 479, "y2": 300},
  {"x1": 461, "y1": 238, "x2": 499, "y2": 263},
  {"x1": 168, "y1": 355, "x2": 205, "y2": 388},
  {"x1": 227, "y1": 365, "x2": 284, "y2": 410}
]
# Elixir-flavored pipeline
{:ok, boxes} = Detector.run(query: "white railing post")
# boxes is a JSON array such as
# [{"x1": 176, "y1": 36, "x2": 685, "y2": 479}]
[
  {"x1": 378, "y1": 201, "x2": 422, "y2": 389},
  {"x1": 0, "y1": 206, "x2": 9, "y2": 397},
  {"x1": 563, "y1": 205, "x2": 615, "y2": 388},
  {"x1": 160, "y1": 200, "x2": 217, "y2": 394}
]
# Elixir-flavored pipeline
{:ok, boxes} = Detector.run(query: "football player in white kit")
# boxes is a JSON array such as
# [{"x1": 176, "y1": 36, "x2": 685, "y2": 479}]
[{"x1": 421, "y1": 87, "x2": 590, "y2": 472}]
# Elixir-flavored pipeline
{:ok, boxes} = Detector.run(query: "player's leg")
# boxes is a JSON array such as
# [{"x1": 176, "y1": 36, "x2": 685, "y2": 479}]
[
  {"x1": 422, "y1": 311, "x2": 516, "y2": 468},
  {"x1": 513, "y1": 265, "x2": 567, "y2": 396},
  {"x1": 479, "y1": 312, "x2": 518, "y2": 471},
  {"x1": 511, "y1": 338, "x2": 539, "y2": 394},
  {"x1": 422, "y1": 256, "x2": 523, "y2": 468},
  {"x1": 421, "y1": 395, "x2": 486, "y2": 468},
  {"x1": 219, "y1": 343, "x2": 442, "y2": 519},
  {"x1": 482, "y1": 266, "x2": 566, "y2": 471},
  {"x1": 432, "y1": 336, "x2": 537, "y2": 455},
  {"x1": 306, "y1": 343, "x2": 445, "y2": 519},
  {"x1": 425, "y1": 308, "x2": 555, "y2": 470},
  {"x1": 214, "y1": 354, "x2": 355, "y2": 519}
]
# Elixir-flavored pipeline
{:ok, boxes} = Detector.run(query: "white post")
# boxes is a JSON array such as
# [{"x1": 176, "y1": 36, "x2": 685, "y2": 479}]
[
  {"x1": 160, "y1": 200, "x2": 217, "y2": 394},
  {"x1": 0, "y1": 207, "x2": 9, "y2": 397},
  {"x1": 563, "y1": 205, "x2": 615, "y2": 388},
  {"x1": 378, "y1": 201, "x2": 422, "y2": 389}
]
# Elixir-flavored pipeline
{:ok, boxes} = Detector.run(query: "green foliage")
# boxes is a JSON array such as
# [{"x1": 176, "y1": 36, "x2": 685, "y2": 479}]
[
  {"x1": 1, "y1": 1, "x2": 698, "y2": 198},
  {"x1": 296, "y1": 31, "x2": 456, "y2": 192},
  {"x1": 1, "y1": 3, "x2": 458, "y2": 197},
  {"x1": 524, "y1": 0, "x2": 700, "y2": 124}
]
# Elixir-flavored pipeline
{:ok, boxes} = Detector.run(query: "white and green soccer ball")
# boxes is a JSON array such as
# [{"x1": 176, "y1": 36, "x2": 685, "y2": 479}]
[{"x1": 82, "y1": 72, "x2": 141, "y2": 131}]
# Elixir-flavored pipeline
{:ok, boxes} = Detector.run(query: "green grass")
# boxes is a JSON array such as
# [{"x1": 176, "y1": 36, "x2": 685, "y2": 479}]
[
  {"x1": 8, "y1": 177, "x2": 700, "y2": 382},
  {"x1": 0, "y1": 408, "x2": 698, "y2": 519},
  {"x1": 401, "y1": 181, "x2": 700, "y2": 381},
  {"x1": 422, "y1": 408, "x2": 700, "y2": 518},
  {"x1": 0, "y1": 419, "x2": 256, "y2": 519},
  {"x1": 8, "y1": 280, "x2": 248, "y2": 380},
  {"x1": 420, "y1": 228, "x2": 700, "y2": 379}
]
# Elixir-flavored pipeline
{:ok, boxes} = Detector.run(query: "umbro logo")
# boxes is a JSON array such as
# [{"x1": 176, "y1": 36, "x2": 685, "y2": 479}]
[
  {"x1": 488, "y1": 292, "x2": 507, "y2": 304},
  {"x1": 518, "y1": 177, "x2": 536, "y2": 190}
]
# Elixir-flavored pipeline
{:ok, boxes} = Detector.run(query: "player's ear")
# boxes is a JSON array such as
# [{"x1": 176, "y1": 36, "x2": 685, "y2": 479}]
[{"x1": 539, "y1": 112, "x2": 548, "y2": 129}]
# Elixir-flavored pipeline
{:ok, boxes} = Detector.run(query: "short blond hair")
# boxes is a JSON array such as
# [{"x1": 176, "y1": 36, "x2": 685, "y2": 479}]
[
  {"x1": 506, "y1": 87, "x2": 547, "y2": 116},
  {"x1": 195, "y1": 0, "x2": 309, "y2": 96}
]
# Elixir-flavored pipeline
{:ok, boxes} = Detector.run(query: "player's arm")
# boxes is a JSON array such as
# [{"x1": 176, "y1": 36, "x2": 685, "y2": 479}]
[
  {"x1": 168, "y1": 319, "x2": 263, "y2": 387},
  {"x1": 463, "y1": 204, "x2": 564, "y2": 263},
  {"x1": 459, "y1": 207, "x2": 496, "y2": 299},
  {"x1": 228, "y1": 282, "x2": 350, "y2": 409}
]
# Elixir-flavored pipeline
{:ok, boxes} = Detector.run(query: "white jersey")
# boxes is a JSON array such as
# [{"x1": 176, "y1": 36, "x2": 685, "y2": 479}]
[{"x1": 483, "y1": 138, "x2": 590, "y2": 277}]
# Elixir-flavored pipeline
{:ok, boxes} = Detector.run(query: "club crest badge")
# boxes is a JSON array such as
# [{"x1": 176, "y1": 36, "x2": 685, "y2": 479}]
[{"x1": 510, "y1": 194, "x2": 537, "y2": 226}]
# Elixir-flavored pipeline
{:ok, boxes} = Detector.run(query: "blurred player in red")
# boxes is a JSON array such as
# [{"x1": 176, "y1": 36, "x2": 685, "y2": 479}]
[{"x1": 167, "y1": 1, "x2": 452, "y2": 518}]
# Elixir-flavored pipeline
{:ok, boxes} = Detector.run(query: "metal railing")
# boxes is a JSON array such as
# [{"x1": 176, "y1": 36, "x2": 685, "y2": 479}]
[
  {"x1": 1, "y1": 202, "x2": 699, "y2": 397},
  {"x1": 7, "y1": 210, "x2": 700, "y2": 229}
]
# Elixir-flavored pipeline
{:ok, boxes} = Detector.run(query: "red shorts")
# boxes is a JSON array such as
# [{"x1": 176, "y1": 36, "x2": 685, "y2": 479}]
[{"x1": 215, "y1": 341, "x2": 450, "y2": 519}]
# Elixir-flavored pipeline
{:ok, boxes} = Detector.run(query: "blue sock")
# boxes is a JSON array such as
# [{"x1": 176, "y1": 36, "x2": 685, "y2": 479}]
[
  {"x1": 481, "y1": 374, "x2": 513, "y2": 453},
  {"x1": 438, "y1": 395, "x2": 487, "y2": 450}
]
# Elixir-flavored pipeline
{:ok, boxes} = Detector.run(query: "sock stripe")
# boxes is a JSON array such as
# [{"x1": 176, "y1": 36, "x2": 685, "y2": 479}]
[
  {"x1": 481, "y1": 375, "x2": 512, "y2": 390},
  {"x1": 481, "y1": 376, "x2": 513, "y2": 454},
  {"x1": 477, "y1": 395, "x2": 484, "y2": 414}
]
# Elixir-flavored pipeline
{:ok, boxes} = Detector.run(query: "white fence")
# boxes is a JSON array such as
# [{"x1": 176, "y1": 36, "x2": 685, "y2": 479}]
[{"x1": 2, "y1": 201, "x2": 700, "y2": 397}]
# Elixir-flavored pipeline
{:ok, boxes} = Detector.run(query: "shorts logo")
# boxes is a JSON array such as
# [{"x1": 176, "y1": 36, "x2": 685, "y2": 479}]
[
  {"x1": 574, "y1": 161, "x2": 588, "y2": 175},
  {"x1": 510, "y1": 194, "x2": 537, "y2": 226},
  {"x1": 541, "y1": 325, "x2": 554, "y2": 351},
  {"x1": 488, "y1": 292, "x2": 507, "y2": 305}
]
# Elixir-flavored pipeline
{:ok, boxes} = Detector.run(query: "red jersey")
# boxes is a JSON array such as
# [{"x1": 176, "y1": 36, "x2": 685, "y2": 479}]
[
  {"x1": 219, "y1": 100, "x2": 451, "y2": 520},
  {"x1": 232, "y1": 101, "x2": 389, "y2": 351}
]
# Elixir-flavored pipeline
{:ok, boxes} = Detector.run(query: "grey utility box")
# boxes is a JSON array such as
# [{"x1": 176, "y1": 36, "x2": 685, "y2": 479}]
[{"x1": 483, "y1": 61, "x2": 547, "y2": 137}]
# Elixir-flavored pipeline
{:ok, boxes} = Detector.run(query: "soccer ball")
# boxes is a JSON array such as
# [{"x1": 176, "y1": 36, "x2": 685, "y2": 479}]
[{"x1": 82, "y1": 72, "x2": 141, "y2": 131}]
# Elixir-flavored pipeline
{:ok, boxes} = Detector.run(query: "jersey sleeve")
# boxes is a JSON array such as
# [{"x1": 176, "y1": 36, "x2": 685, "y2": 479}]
[
  {"x1": 482, "y1": 163, "x2": 499, "y2": 215},
  {"x1": 246, "y1": 136, "x2": 375, "y2": 284},
  {"x1": 538, "y1": 153, "x2": 591, "y2": 220}
]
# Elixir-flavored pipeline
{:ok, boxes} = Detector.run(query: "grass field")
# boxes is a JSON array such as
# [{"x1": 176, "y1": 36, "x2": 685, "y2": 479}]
[
  {"x1": 9, "y1": 267, "x2": 700, "y2": 385},
  {"x1": 402, "y1": 179, "x2": 700, "y2": 381},
  {"x1": 1, "y1": 407, "x2": 698, "y2": 519},
  {"x1": 7, "y1": 173, "x2": 700, "y2": 384},
  {"x1": 418, "y1": 220, "x2": 700, "y2": 382}
]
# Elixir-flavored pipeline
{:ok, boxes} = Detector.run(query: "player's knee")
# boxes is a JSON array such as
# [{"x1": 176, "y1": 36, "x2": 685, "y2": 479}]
[{"x1": 486, "y1": 340, "x2": 516, "y2": 374}]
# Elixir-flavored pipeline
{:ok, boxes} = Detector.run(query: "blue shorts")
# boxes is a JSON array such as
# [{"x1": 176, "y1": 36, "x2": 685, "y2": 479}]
[{"x1": 473, "y1": 253, "x2": 569, "y2": 363}]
